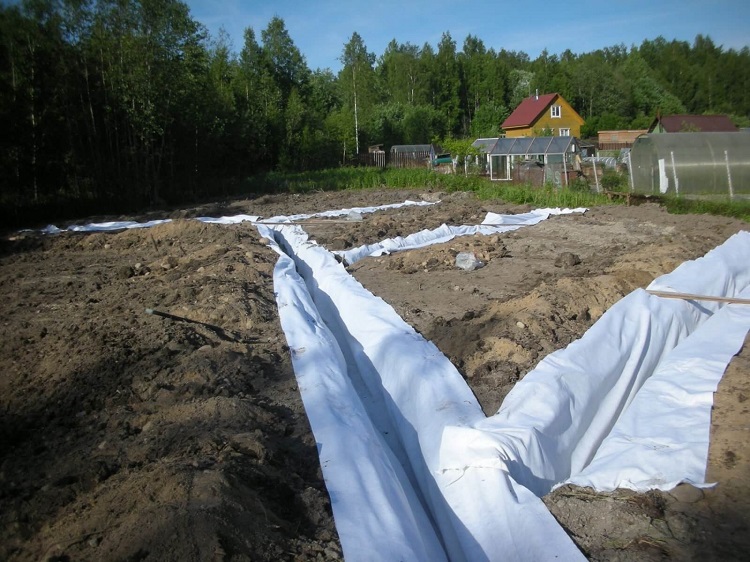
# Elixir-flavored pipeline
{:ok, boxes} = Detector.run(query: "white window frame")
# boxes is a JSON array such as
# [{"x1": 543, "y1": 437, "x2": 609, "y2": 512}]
[
  {"x1": 559, "y1": 128, "x2": 570, "y2": 136},
  {"x1": 550, "y1": 105, "x2": 561, "y2": 118}
]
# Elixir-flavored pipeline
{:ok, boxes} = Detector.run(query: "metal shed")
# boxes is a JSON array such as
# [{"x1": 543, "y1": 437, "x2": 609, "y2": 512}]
[
  {"x1": 477, "y1": 136, "x2": 581, "y2": 184},
  {"x1": 629, "y1": 132, "x2": 750, "y2": 197}
]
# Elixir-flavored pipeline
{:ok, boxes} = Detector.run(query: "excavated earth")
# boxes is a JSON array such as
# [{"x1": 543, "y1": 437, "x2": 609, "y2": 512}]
[{"x1": 1, "y1": 189, "x2": 748, "y2": 561}]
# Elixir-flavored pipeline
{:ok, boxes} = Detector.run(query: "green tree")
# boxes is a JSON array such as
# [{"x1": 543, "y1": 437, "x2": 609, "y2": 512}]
[
  {"x1": 260, "y1": 17, "x2": 310, "y2": 168},
  {"x1": 570, "y1": 51, "x2": 628, "y2": 119},
  {"x1": 471, "y1": 102, "x2": 509, "y2": 138},
  {"x1": 339, "y1": 32, "x2": 377, "y2": 156},
  {"x1": 718, "y1": 47, "x2": 750, "y2": 117},
  {"x1": 403, "y1": 104, "x2": 446, "y2": 144},
  {"x1": 303, "y1": 68, "x2": 342, "y2": 168},
  {"x1": 622, "y1": 51, "x2": 685, "y2": 119},
  {"x1": 261, "y1": 16, "x2": 309, "y2": 102},
  {"x1": 417, "y1": 42, "x2": 436, "y2": 107},
  {"x1": 580, "y1": 113, "x2": 630, "y2": 138},
  {"x1": 369, "y1": 102, "x2": 406, "y2": 147},
  {"x1": 325, "y1": 106, "x2": 355, "y2": 163},
  {"x1": 378, "y1": 40, "x2": 421, "y2": 105},
  {"x1": 508, "y1": 69, "x2": 534, "y2": 108},
  {"x1": 433, "y1": 32, "x2": 461, "y2": 134},
  {"x1": 458, "y1": 36, "x2": 510, "y2": 136},
  {"x1": 6, "y1": 3, "x2": 750, "y2": 221},
  {"x1": 530, "y1": 49, "x2": 560, "y2": 95},
  {"x1": 690, "y1": 35, "x2": 721, "y2": 112},
  {"x1": 279, "y1": 87, "x2": 304, "y2": 170},
  {"x1": 236, "y1": 26, "x2": 281, "y2": 170},
  {"x1": 459, "y1": 34, "x2": 486, "y2": 130},
  {"x1": 436, "y1": 135, "x2": 480, "y2": 175}
]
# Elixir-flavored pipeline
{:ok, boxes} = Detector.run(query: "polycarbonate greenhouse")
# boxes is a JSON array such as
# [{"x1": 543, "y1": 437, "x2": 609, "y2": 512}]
[
  {"x1": 629, "y1": 132, "x2": 750, "y2": 197},
  {"x1": 472, "y1": 136, "x2": 582, "y2": 185}
]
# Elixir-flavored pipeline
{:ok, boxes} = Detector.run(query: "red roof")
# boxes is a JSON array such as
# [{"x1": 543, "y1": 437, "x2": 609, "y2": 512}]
[
  {"x1": 651, "y1": 114, "x2": 738, "y2": 133},
  {"x1": 502, "y1": 93, "x2": 559, "y2": 129}
]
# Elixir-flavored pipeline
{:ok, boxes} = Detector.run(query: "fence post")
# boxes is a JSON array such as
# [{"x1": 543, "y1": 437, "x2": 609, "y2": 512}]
[
  {"x1": 627, "y1": 152, "x2": 635, "y2": 191},
  {"x1": 670, "y1": 151, "x2": 679, "y2": 196},
  {"x1": 725, "y1": 150, "x2": 734, "y2": 199},
  {"x1": 592, "y1": 159, "x2": 600, "y2": 192}
]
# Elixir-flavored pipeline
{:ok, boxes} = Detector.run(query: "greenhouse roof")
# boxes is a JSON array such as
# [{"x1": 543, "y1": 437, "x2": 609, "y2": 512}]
[
  {"x1": 472, "y1": 138, "x2": 501, "y2": 152},
  {"x1": 485, "y1": 136, "x2": 579, "y2": 156},
  {"x1": 632, "y1": 131, "x2": 750, "y2": 152},
  {"x1": 390, "y1": 144, "x2": 434, "y2": 153}
]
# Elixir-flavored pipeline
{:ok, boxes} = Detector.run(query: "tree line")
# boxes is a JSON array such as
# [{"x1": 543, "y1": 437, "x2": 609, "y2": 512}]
[{"x1": 2, "y1": 0, "x2": 749, "y2": 221}]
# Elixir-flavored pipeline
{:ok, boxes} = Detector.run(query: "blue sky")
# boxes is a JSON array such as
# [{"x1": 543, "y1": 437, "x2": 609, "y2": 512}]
[{"x1": 185, "y1": 0, "x2": 750, "y2": 72}]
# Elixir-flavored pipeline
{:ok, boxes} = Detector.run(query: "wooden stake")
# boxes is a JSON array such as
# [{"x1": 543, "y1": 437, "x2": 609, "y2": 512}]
[{"x1": 646, "y1": 290, "x2": 750, "y2": 305}]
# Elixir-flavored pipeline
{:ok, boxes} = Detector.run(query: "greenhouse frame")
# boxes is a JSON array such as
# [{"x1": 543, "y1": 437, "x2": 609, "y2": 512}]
[
  {"x1": 629, "y1": 132, "x2": 750, "y2": 197},
  {"x1": 473, "y1": 136, "x2": 582, "y2": 185},
  {"x1": 389, "y1": 144, "x2": 436, "y2": 168}
]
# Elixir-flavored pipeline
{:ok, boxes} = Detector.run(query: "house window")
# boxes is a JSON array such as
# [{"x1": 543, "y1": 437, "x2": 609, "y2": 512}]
[
  {"x1": 551, "y1": 105, "x2": 561, "y2": 118},
  {"x1": 559, "y1": 128, "x2": 570, "y2": 136}
]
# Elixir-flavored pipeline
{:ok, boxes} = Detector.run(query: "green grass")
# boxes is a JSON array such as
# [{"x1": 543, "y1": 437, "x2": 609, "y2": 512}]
[
  {"x1": 248, "y1": 167, "x2": 488, "y2": 193},
  {"x1": 661, "y1": 196, "x2": 750, "y2": 222},
  {"x1": 245, "y1": 167, "x2": 750, "y2": 222},
  {"x1": 474, "y1": 181, "x2": 613, "y2": 208}
]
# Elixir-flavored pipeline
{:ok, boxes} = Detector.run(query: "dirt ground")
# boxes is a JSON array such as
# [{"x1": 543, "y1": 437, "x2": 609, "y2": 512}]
[{"x1": 1, "y1": 189, "x2": 748, "y2": 561}]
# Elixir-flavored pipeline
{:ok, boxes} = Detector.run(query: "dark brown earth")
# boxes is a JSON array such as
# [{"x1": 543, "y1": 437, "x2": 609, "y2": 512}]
[{"x1": 1, "y1": 189, "x2": 748, "y2": 561}]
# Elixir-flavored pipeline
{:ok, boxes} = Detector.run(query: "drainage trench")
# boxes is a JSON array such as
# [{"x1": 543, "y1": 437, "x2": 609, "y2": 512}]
[
  {"x1": 260, "y1": 217, "x2": 750, "y2": 562},
  {"x1": 261, "y1": 222, "x2": 584, "y2": 562}
]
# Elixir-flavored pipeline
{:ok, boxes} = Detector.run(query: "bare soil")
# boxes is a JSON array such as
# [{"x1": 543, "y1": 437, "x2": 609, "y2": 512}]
[{"x1": 1, "y1": 189, "x2": 748, "y2": 561}]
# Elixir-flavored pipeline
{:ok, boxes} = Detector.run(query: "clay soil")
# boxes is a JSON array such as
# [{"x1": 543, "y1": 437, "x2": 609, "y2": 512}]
[{"x1": 1, "y1": 189, "x2": 748, "y2": 561}]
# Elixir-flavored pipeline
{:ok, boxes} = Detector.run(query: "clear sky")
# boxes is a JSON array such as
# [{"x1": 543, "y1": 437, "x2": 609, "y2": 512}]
[{"x1": 184, "y1": 0, "x2": 749, "y2": 72}]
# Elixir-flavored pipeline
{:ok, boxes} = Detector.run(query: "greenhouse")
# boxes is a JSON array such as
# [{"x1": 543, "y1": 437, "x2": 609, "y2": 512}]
[
  {"x1": 628, "y1": 132, "x2": 750, "y2": 197},
  {"x1": 389, "y1": 144, "x2": 436, "y2": 168},
  {"x1": 473, "y1": 136, "x2": 582, "y2": 185}
]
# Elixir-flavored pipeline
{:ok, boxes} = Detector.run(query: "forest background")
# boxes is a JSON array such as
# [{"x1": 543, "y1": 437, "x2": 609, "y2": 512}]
[{"x1": 2, "y1": 0, "x2": 749, "y2": 224}]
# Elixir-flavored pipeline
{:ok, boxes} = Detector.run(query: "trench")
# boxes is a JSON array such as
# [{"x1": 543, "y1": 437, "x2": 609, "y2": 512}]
[{"x1": 258, "y1": 212, "x2": 750, "y2": 562}]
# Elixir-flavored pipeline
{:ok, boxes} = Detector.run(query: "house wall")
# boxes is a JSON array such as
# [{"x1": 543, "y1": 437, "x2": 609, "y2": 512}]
[
  {"x1": 504, "y1": 97, "x2": 583, "y2": 138},
  {"x1": 503, "y1": 126, "x2": 534, "y2": 138},
  {"x1": 598, "y1": 130, "x2": 648, "y2": 144},
  {"x1": 598, "y1": 129, "x2": 648, "y2": 150},
  {"x1": 533, "y1": 96, "x2": 583, "y2": 137}
]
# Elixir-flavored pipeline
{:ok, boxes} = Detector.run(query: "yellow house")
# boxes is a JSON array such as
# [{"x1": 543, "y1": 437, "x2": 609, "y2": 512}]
[{"x1": 502, "y1": 92, "x2": 584, "y2": 138}]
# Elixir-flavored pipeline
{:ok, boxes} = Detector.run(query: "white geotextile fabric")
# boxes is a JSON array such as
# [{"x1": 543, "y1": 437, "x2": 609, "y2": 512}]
[
  {"x1": 33, "y1": 199, "x2": 435, "y2": 234},
  {"x1": 261, "y1": 210, "x2": 590, "y2": 562},
  {"x1": 270, "y1": 199, "x2": 436, "y2": 223},
  {"x1": 441, "y1": 232, "x2": 750, "y2": 501},
  {"x1": 261, "y1": 223, "x2": 485, "y2": 561},
  {"x1": 267, "y1": 238, "x2": 448, "y2": 561},
  {"x1": 50, "y1": 219, "x2": 174, "y2": 232},
  {"x1": 36, "y1": 214, "x2": 263, "y2": 233},
  {"x1": 565, "y1": 231, "x2": 750, "y2": 491},
  {"x1": 195, "y1": 214, "x2": 260, "y2": 224},
  {"x1": 336, "y1": 207, "x2": 586, "y2": 265},
  {"x1": 264, "y1": 206, "x2": 750, "y2": 561}
]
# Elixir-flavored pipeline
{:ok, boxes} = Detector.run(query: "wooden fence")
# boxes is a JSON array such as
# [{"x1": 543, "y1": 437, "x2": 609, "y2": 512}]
[{"x1": 353, "y1": 150, "x2": 431, "y2": 169}]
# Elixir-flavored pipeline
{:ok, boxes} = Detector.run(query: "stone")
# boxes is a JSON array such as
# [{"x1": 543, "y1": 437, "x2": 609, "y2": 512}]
[{"x1": 554, "y1": 252, "x2": 581, "y2": 268}]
